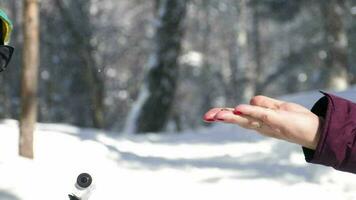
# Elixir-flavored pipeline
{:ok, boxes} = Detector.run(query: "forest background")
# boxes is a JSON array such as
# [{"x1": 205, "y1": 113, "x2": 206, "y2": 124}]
[{"x1": 0, "y1": 0, "x2": 355, "y2": 135}]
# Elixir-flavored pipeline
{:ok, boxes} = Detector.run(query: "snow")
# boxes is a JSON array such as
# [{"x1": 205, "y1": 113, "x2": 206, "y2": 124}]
[
  {"x1": 180, "y1": 51, "x2": 203, "y2": 68},
  {"x1": 123, "y1": 84, "x2": 150, "y2": 134},
  {"x1": 1, "y1": 87, "x2": 356, "y2": 200}
]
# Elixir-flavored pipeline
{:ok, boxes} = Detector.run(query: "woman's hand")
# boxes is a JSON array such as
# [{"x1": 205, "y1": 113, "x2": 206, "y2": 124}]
[{"x1": 203, "y1": 95, "x2": 323, "y2": 150}]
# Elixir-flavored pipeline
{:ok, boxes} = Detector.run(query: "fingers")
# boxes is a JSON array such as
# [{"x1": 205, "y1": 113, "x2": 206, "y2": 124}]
[
  {"x1": 203, "y1": 95, "x2": 284, "y2": 123},
  {"x1": 203, "y1": 106, "x2": 285, "y2": 140},
  {"x1": 203, "y1": 108, "x2": 234, "y2": 122},
  {"x1": 249, "y1": 95, "x2": 284, "y2": 109},
  {"x1": 214, "y1": 108, "x2": 252, "y2": 124},
  {"x1": 204, "y1": 107, "x2": 264, "y2": 129},
  {"x1": 203, "y1": 108, "x2": 222, "y2": 122},
  {"x1": 234, "y1": 104, "x2": 283, "y2": 129},
  {"x1": 250, "y1": 95, "x2": 310, "y2": 113}
]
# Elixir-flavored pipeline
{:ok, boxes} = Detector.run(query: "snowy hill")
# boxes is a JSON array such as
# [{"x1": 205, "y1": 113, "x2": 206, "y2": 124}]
[{"x1": 0, "y1": 88, "x2": 356, "y2": 200}]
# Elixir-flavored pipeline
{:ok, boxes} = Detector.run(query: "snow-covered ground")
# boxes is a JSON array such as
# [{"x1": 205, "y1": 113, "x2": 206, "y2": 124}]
[{"x1": 0, "y1": 88, "x2": 356, "y2": 200}]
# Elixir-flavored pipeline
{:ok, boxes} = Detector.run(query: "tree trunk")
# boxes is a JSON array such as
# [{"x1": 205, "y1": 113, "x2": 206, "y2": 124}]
[
  {"x1": 320, "y1": 0, "x2": 349, "y2": 90},
  {"x1": 19, "y1": 0, "x2": 40, "y2": 159},
  {"x1": 130, "y1": 0, "x2": 188, "y2": 133},
  {"x1": 87, "y1": 55, "x2": 105, "y2": 128},
  {"x1": 238, "y1": 0, "x2": 255, "y2": 102},
  {"x1": 251, "y1": 1, "x2": 263, "y2": 95},
  {"x1": 55, "y1": 0, "x2": 105, "y2": 128},
  {"x1": 199, "y1": 0, "x2": 214, "y2": 125}
]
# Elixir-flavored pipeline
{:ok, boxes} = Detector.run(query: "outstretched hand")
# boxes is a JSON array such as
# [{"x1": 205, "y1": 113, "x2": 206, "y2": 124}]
[{"x1": 203, "y1": 96, "x2": 323, "y2": 150}]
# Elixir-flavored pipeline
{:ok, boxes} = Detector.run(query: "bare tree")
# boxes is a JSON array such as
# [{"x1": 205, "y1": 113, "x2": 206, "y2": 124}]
[
  {"x1": 250, "y1": 0, "x2": 263, "y2": 94},
  {"x1": 127, "y1": 0, "x2": 189, "y2": 133},
  {"x1": 55, "y1": 0, "x2": 105, "y2": 128},
  {"x1": 19, "y1": 0, "x2": 40, "y2": 158},
  {"x1": 320, "y1": 0, "x2": 349, "y2": 90},
  {"x1": 236, "y1": 0, "x2": 256, "y2": 102}
]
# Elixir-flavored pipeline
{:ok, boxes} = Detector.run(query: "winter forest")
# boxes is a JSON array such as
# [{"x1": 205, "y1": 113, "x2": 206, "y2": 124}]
[
  {"x1": 1, "y1": 0, "x2": 356, "y2": 199},
  {"x1": 0, "y1": 0, "x2": 355, "y2": 133}
]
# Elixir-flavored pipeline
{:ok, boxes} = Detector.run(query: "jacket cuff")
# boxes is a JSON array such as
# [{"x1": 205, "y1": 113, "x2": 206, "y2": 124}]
[
  {"x1": 302, "y1": 92, "x2": 329, "y2": 162},
  {"x1": 302, "y1": 91, "x2": 356, "y2": 172}
]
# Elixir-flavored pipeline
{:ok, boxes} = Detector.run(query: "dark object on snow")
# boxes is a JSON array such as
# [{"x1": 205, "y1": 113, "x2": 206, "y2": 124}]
[
  {"x1": 76, "y1": 173, "x2": 92, "y2": 188},
  {"x1": 68, "y1": 194, "x2": 80, "y2": 200},
  {"x1": 303, "y1": 92, "x2": 356, "y2": 174},
  {"x1": 68, "y1": 173, "x2": 94, "y2": 200}
]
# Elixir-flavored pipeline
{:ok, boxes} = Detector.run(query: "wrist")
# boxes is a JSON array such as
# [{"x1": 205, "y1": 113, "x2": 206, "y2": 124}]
[{"x1": 309, "y1": 117, "x2": 324, "y2": 150}]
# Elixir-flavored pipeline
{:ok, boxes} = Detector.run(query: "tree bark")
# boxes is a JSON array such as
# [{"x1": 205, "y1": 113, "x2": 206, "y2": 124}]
[
  {"x1": 251, "y1": 1, "x2": 263, "y2": 94},
  {"x1": 199, "y1": 0, "x2": 214, "y2": 125},
  {"x1": 229, "y1": 0, "x2": 263, "y2": 102},
  {"x1": 237, "y1": 0, "x2": 255, "y2": 102},
  {"x1": 19, "y1": 0, "x2": 40, "y2": 159},
  {"x1": 55, "y1": 0, "x2": 105, "y2": 128},
  {"x1": 320, "y1": 0, "x2": 349, "y2": 90},
  {"x1": 133, "y1": 0, "x2": 188, "y2": 133}
]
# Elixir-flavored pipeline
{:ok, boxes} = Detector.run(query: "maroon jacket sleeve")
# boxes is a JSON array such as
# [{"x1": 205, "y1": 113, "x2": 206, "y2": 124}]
[{"x1": 302, "y1": 92, "x2": 356, "y2": 174}]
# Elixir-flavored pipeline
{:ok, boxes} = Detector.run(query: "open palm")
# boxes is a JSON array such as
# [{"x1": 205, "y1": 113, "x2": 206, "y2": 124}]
[{"x1": 203, "y1": 96, "x2": 322, "y2": 149}]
